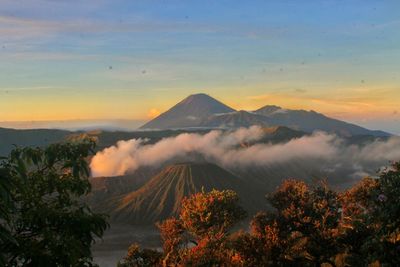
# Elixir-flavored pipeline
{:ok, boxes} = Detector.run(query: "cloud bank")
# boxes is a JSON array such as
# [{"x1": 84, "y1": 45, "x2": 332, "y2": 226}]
[{"x1": 91, "y1": 126, "x2": 397, "y2": 177}]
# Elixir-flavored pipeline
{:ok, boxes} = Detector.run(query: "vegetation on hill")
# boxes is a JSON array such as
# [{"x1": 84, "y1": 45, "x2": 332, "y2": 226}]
[
  {"x1": 1, "y1": 138, "x2": 399, "y2": 266},
  {"x1": 119, "y1": 162, "x2": 400, "y2": 266},
  {"x1": 0, "y1": 140, "x2": 108, "y2": 266}
]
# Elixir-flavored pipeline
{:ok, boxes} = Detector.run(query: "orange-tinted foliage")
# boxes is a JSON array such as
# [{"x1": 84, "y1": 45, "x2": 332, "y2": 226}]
[{"x1": 120, "y1": 162, "x2": 400, "y2": 267}]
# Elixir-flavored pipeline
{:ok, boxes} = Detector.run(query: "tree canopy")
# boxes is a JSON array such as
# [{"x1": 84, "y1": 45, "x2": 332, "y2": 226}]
[
  {"x1": 0, "y1": 140, "x2": 108, "y2": 266},
  {"x1": 120, "y1": 162, "x2": 400, "y2": 267}
]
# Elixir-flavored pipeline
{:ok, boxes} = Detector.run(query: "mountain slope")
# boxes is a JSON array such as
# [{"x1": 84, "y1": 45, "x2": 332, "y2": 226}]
[
  {"x1": 0, "y1": 128, "x2": 70, "y2": 156},
  {"x1": 140, "y1": 94, "x2": 235, "y2": 129},
  {"x1": 110, "y1": 162, "x2": 265, "y2": 223},
  {"x1": 139, "y1": 93, "x2": 390, "y2": 136},
  {"x1": 198, "y1": 110, "x2": 271, "y2": 128},
  {"x1": 254, "y1": 105, "x2": 390, "y2": 137}
]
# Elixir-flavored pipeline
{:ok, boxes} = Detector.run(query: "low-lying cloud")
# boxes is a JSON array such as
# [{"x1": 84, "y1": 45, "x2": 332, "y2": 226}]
[{"x1": 90, "y1": 126, "x2": 400, "y2": 178}]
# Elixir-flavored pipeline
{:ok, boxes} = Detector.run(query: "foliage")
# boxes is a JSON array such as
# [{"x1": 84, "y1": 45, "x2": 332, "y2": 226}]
[
  {"x1": 180, "y1": 189, "x2": 247, "y2": 238},
  {"x1": 120, "y1": 162, "x2": 400, "y2": 267},
  {"x1": 243, "y1": 180, "x2": 341, "y2": 266},
  {"x1": 360, "y1": 162, "x2": 400, "y2": 265},
  {"x1": 0, "y1": 166, "x2": 14, "y2": 266},
  {"x1": 156, "y1": 218, "x2": 184, "y2": 265},
  {"x1": 0, "y1": 140, "x2": 108, "y2": 266},
  {"x1": 117, "y1": 244, "x2": 162, "y2": 267},
  {"x1": 338, "y1": 176, "x2": 379, "y2": 265},
  {"x1": 124, "y1": 189, "x2": 246, "y2": 266}
]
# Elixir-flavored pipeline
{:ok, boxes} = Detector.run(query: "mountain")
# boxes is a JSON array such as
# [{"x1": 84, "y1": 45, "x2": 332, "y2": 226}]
[
  {"x1": 140, "y1": 93, "x2": 390, "y2": 136},
  {"x1": 87, "y1": 166, "x2": 159, "y2": 209},
  {"x1": 253, "y1": 105, "x2": 282, "y2": 116},
  {"x1": 254, "y1": 105, "x2": 390, "y2": 137},
  {"x1": 198, "y1": 110, "x2": 271, "y2": 128},
  {"x1": 109, "y1": 162, "x2": 266, "y2": 223},
  {"x1": 0, "y1": 128, "x2": 71, "y2": 156},
  {"x1": 140, "y1": 93, "x2": 235, "y2": 129},
  {"x1": 258, "y1": 126, "x2": 307, "y2": 143}
]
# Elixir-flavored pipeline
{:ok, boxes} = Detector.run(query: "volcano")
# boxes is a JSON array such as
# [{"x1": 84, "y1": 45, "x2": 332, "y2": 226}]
[
  {"x1": 140, "y1": 93, "x2": 390, "y2": 137},
  {"x1": 110, "y1": 162, "x2": 266, "y2": 223},
  {"x1": 140, "y1": 93, "x2": 235, "y2": 129}
]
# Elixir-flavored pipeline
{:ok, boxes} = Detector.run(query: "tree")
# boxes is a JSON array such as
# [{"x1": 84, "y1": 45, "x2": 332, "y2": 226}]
[
  {"x1": 0, "y1": 165, "x2": 14, "y2": 266},
  {"x1": 227, "y1": 230, "x2": 269, "y2": 266},
  {"x1": 360, "y1": 162, "x2": 400, "y2": 265},
  {"x1": 119, "y1": 162, "x2": 400, "y2": 266},
  {"x1": 117, "y1": 244, "x2": 162, "y2": 267},
  {"x1": 268, "y1": 180, "x2": 341, "y2": 265},
  {"x1": 156, "y1": 189, "x2": 246, "y2": 266},
  {"x1": 180, "y1": 189, "x2": 247, "y2": 239},
  {"x1": 156, "y1": 218, "x2": 184, "y2": 265},
  {"x1": 338, "y1": 177, "x2": 379, "y2": 265},
  {"x1": 0, "y1": 140, "x2": 108, "y2": 266}
]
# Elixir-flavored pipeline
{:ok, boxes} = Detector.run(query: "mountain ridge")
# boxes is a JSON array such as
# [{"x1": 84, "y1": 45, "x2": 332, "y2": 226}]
[{"x1": 140, "y1": 94, "x2": 391, "y2": 137}]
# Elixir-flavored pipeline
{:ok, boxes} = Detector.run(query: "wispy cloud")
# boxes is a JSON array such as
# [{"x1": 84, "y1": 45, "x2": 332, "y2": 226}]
[
  {"x1": 90, "y1": 126, "x2": 400, "y2": 178},
  {"x1": 0, "y1": 15, "x2": 253, "y2": 40},
  {"x1": 1, "y1": 51, "x2": 102, "y2": 61}
]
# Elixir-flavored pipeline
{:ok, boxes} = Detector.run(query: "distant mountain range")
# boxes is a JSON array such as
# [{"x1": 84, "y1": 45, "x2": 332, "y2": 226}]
[
  {"x1": 0, "y1": 125, "x2": 309, "y2": 157},
  {"x1": 140, "y1": 93, "x2": 390, "y2": 137},
  {"x1": 0, "y1": 128, "x2": 71, "y2": 156}
]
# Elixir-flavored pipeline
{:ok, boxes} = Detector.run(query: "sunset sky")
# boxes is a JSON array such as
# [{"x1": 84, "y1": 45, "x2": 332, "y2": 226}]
[{"x1": 0, "y1": 0, "x2": 399, "y2": 133}]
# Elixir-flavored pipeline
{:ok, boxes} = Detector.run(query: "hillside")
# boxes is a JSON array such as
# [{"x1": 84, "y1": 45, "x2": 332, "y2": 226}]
[
  {"x1": 254, "y1": 105, "x2": 390, "y2": 137},
  {"x1": 109, "y1": 162, "x2": 266, "y2": 223},
  {"x1": 0, "y1": 126, "x2": 306, "y2": 157},
  {"x1": 198, "y1": 110, "x2": 270, "y2": 128},
  {"x1": 0, "y1": 128, "x2": 70, "y2": 156}
]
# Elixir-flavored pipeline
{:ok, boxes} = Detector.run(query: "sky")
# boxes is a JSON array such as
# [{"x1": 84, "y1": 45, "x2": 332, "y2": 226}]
[{"x1": 0, "y1": 0, "x2": 399, "y2": 133}]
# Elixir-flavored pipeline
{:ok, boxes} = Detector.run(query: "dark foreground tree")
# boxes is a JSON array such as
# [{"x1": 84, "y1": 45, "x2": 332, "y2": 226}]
[
  {"x1": 0, "y1": 165, "x2": 14, "y2": 266},
  {"x1": 0, "y1": 140, "x2": 108, "y2": 266}
]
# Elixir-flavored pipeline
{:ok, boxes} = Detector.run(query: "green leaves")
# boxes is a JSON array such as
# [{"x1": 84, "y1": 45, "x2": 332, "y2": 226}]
[{"x1": 0, "y1": 139, "x2": 108, "y2": 266}]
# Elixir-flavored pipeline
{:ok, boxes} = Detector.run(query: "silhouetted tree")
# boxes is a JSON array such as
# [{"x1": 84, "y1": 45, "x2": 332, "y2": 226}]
[
  {"x1": 0, "y1": 140, "x2": 108, "y2": 266},
  {"x1": 0, "y1": 165, "x2": 14, "y2": 265}
]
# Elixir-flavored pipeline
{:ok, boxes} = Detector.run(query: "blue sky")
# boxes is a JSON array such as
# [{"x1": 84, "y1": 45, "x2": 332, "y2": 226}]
[{"x1": 0, "y1": 0, "x2": 399, "y2": 133}]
